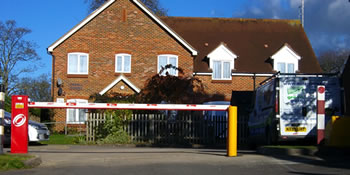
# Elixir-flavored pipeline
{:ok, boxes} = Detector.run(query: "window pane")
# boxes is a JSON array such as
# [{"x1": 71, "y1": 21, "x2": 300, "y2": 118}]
[
  {"x1": 79, "y1": 109, "x2": 86, "y2": 122},
  {"x1": 169, "y1": 57, "x2": 177, "y2": 75},
  {"x1": 223, "y1": 62, "x2": 231, "y2": 79},
  {"x1": 158, "y1": 56, "x2": 167, "y2": 75},
  {"x1": 124, "y1": 55, "x2": 131, "y2": 72},
  {"x1": 117, "y1": 56, "x2": 123, "y2": 72},
  {"x1": 213, "y1": 61, "x2": 222, "y2": 79},
  {"x1": 288, "y1": 63, "x2": 294, "y2": 73},
  {"x1": 68, "y1": 54, "x2": 78, "y2": 73},
  {"x1": 277, "y1": 62, "x2": 286, "y2": 73},
  {"x1": 80, "y1": 55, "x2": 88, "y2": 73},
  {"x1": 68, "y1": 109, "x2": 76, "y2": 122}
]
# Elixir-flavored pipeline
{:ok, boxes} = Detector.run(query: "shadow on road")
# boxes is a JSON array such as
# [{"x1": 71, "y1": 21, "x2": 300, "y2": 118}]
[{"x1": 261, "y1": 150, "x2": 350, "y2": 170}]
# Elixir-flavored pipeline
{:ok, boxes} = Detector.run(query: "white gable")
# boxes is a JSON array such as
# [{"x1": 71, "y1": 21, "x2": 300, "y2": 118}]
[
  {"x1": 99, "y1": 75, "x2": 140, "y2": 95},
  {"x1": 208, "y1": 43, "x2": 237, "y2": 70},
  {"x1": 48, "y1": 0, "x2": 197, "y2": 56},
  {"x1": 271, "y1": 44, "x2": 301, "y2": 72}
]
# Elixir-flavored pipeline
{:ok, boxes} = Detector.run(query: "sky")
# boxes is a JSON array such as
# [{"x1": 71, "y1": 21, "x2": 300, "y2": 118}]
[{"x1": 1, "y1": 0, "x2": 349, "y2": 78}]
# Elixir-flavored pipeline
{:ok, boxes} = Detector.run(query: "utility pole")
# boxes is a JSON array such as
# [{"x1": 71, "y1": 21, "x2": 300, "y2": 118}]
[{"x1": 299, "y1": 0, "x2": 305, "y2": 27}]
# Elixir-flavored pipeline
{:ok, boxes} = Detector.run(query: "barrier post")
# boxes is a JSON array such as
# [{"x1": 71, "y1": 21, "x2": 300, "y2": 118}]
[
  {"x1": 11, "y1": 95, "x2": 29, "y2": 154},
  {"x1": 317, "y1": 86, "x2": 325, "y2": 145},
  {"x1": 227, "y1": 106, "x2": 237, "y2": 157},
  {"x1": 0, "y1": 85, "x2": 5, "y2": 154}
]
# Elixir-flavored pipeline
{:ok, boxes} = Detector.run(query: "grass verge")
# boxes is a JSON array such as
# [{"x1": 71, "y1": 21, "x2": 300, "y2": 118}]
[
  {"x1": 39, "y1": 134, "x2": 79, "y2": 145},
  {"x1": 0, "y1": 154, "x2": 34, "y2": 171}
]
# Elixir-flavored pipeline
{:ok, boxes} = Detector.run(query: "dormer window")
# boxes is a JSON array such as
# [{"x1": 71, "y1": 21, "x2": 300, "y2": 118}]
[
  {"x1": 208, "y1": 43, "x2": 237, "y2": 80},
  {"x1": 271, "y1": 44, "x2": 301, "y2": 73}
]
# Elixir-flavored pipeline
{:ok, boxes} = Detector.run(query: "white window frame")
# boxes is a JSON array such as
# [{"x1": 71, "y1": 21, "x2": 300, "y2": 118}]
[
  {"x1": 157, "y1": 54, "x2": 178, "y2": 76},
  {"x1": 66, "y1": 99, "x2": 88, "y2": 124},
  {"x1": 115, "y1": 53, "x2": 132, "y2": 73},
  {"x1": 212, "y1": 60, "x2": 232, "y2": 80},
  {"x1": 276, "y1": 62, "x2": 295, "y2": 73},
  {"x1": 67, "y1": 52, "x2": 89, "y2": 74}
]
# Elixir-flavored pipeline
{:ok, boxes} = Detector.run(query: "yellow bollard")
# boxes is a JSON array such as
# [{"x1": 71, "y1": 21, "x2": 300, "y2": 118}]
[{"x1": 227, "y1": 106, "x2": 237, "y2": 157}]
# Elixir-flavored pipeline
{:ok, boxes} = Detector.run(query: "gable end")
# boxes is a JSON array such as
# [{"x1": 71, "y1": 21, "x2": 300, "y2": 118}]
[{"x1": 47, "y1": 0, "x2": 197, "y2": 56}]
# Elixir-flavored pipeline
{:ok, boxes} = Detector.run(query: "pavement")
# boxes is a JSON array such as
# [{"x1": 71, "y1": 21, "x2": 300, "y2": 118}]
[{"x1": 2, "y1": 145, "x2": 350, "y2": 175}]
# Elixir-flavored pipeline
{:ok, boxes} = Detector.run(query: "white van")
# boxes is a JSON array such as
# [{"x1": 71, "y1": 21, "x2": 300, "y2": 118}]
[{"x1": 248, "y1": 75, "x2": 342, "y2": 144}]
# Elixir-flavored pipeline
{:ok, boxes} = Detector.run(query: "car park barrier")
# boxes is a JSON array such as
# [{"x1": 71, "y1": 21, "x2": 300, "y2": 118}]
[{"x1": 13, "y1": 96, "x2": 238, "y2": 157}]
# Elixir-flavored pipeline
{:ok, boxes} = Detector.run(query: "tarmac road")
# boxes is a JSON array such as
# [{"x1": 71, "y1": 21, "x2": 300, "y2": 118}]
[{"x1": 3, "y1": 145, "x2": 350, "y2": 175}]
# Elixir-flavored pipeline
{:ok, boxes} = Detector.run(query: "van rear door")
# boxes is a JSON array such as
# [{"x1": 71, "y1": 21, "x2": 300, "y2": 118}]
[{"x1": 279, "y1": 77, "x2": 317, "y2": 138}]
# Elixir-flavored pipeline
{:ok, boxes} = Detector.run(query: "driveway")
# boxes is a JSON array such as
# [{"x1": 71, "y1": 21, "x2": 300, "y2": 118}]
[{"x1": 2, "y1": 145, "x2": 350, "y2": 175}]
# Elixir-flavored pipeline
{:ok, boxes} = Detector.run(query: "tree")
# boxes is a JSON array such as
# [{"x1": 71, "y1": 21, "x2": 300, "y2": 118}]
[
  {"x1": 16, "y1": 74, "x2": 51, "y2": 102},
  {"x1": 136, "y1": 65, "x2": 216, "y2": 104},
  {"x1": 0, "y1": 20, "x2": 40, "y2": 95},
  {"x1": 85, "y1": 0, "x2": 167, "y2": 16},
  {"x1": 318, "y1": 49, "x2": 350, "y2": 73}
]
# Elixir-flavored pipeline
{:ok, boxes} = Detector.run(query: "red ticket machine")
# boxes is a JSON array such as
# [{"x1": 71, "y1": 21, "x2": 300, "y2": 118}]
[{"x1": 11, "y1": 96, "x2": 28, "y2": 154}]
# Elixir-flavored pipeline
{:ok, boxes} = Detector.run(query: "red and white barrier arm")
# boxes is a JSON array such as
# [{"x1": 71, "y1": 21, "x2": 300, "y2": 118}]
[{"x1": 28, "y1": 102, "x2": 229, "y2": 111}]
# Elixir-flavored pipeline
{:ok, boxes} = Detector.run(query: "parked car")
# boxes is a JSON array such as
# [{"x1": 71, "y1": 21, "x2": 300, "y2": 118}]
[{"x1": 3, "y1": 111, "x2": 50, "y2": 145}]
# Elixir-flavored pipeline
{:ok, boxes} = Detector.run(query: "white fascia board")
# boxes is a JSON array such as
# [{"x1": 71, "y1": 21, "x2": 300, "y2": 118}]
[
  {"x1": 271, "y1": 45, "x2": 301, "y2": 60},
  {"x1": 208, "y1": 44, "x2": 237, "y2": 59},
  {"x1": 193, "y1": 72, "x2": 212, "y2": 76},
  {"x1": 48, "y1": 0, "x2": 116, "y2": 52},
  {"x1": 99, "y1": 75, "x2": 141, "y2": 95},
  {"x1": 193, "y1": 72, "x2": 273, "y2": 77},
  {"x1": 131, "y1": 0, "x2": 197, "y2": 56}
]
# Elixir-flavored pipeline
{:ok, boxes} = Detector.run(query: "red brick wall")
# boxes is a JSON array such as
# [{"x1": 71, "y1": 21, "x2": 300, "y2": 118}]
[
  {"x1": 196, "y1": 75, "x2": 269, "y2": 101},
  {"x1": 51, "y1": 0, "x2": 193, "y2": 131}
]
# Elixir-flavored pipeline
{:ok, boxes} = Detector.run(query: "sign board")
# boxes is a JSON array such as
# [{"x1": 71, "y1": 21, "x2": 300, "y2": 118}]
[{"x1": 11, "y1": 96, "x2": 28, "y2": 154}]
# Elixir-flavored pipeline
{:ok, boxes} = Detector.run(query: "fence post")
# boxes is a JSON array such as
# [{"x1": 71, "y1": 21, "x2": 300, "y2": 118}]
[
  {"x1": 0, "y1": 85, "x2": 5, "y2": 154},
  {"x1": 227, "y1": 106, "x2": 237, "y2": 157}
]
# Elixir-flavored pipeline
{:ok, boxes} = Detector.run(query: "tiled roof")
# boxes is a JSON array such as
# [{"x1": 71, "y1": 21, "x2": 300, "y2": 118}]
[{"x1": 161, "y1": 17, "x2": 322, "y2": 73}]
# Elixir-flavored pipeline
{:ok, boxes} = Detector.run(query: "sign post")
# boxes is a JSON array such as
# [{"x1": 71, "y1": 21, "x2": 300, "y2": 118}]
[
  {"x1": 317, "y1": 86, "x2": 325, "y2": 145},
  {"x1": 11, "y1": 95, "x2": 29, "y2": 154}
]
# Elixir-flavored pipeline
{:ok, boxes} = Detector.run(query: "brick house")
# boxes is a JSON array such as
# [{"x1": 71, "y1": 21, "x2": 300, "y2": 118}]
[{"x1": 48, "y1": 0, "x2": 322, "y2": 131}]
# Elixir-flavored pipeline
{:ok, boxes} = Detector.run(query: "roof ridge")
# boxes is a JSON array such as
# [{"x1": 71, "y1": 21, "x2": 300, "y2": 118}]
[{"x1": 161, "y1": 16, "x2": 301, "y2": 24}]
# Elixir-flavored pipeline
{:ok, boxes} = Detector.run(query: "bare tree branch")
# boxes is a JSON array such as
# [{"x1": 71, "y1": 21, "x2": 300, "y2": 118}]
[
  {"x1": 0, "y1": 20, "x2": 40, "y2": 95},
  {"x1": 318, "y1": 49, "x2": 350, "y2": 73}
]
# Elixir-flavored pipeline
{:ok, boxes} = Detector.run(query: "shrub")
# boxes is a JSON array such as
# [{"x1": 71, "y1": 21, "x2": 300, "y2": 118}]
[{"x1": 95, "y1": 110, "x2": 132, "y2": 144}]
